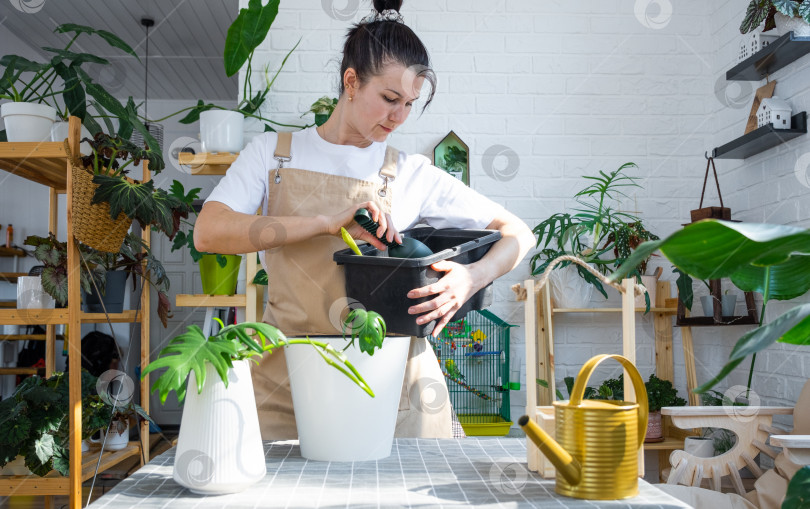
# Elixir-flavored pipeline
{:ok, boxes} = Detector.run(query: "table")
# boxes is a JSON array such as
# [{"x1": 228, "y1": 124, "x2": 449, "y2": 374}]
[{"x1": 86, "y1": 438, "x2": 691, "y2": 508}]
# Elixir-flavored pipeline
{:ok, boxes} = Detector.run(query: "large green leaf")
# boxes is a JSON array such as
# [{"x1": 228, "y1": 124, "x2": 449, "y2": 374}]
[
  {"x1": 44, "y1": 48, "x2": 108, "y2": 67},
  {"x1": 55, "y1": 24, "x2": 138, "y2": 59},
  {"x1": 91, "y1": 175, "x2": 157, "y2": 223},
  {"x1": 343, "y1": 309, "x2": 387, "y2": 356},
  {"x1": 223, "y1": 0, "x2": 279, "y2": 76},
  {"x1": 610, "y1": 221, "x2": 810, "y2": 283},
  {"x1": 54, "y1": 63, "x2": 86, "y2": 121},
  {"x1": 32, "y1": 433, "x2": 54, "y2": 464},
  {"x1": 783, "y1": 465, "x2": 810, "y2": 509},
  {"x1": 740, "y1": 0, "x2": 771, "y2": 33},
  {"x1": 773, "y1": 0, "x2": 800, "y2": 16},
  {"x1": 731, "y1": 254, "x2": 810, "y2": 301}
]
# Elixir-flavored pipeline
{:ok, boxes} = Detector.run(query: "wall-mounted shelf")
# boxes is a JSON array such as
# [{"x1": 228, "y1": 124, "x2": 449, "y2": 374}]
[
  {"x1": 177, "y1": 152, "x2": 238, "y2": 175},
  {"x1": 711, "y1": 111, "x2": 807, "y2": 159},
  {"x1": 727, "y1": 32, "x2": 810, "y2": 81}
]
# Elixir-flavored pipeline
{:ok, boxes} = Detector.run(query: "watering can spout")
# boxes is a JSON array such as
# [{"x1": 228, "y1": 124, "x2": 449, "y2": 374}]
[{"x1": 518, "y1": 415, "x2": 582, "y2": 486}]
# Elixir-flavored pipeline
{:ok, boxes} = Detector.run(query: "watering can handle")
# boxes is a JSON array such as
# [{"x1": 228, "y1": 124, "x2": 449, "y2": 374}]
[{"x1": 569, "y1": 354, "x2": 649, "y2": 450}]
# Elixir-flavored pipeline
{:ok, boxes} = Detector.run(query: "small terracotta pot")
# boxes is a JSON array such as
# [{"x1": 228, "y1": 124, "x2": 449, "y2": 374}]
[{"x1": 645, "y1": 410, "x2": 663, "y2": 442}]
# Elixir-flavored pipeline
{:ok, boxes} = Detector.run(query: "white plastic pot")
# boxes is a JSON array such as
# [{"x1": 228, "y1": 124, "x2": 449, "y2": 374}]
[
  {"x1": 547, "y1": 264, "x2": 594, "y2": 309},
  {"x1": 89, "y1": 422, "x2": 130, "y2": 451},
  {"x1": 684, "y1": 436, "x2": 715, "y2": 458},
  {"x1": 16, "y1": 276, "x2": 55, "y2": 309},
  {"x1": 1, "y1": 102, "x2": 57, "y2": 142},
  {"x1": 285, "y1": 336, "x2": 410, "y2": 462},
  {"x1": 50, "y1": 121, "x2": 92, "y2": 155},
  {"x1": 774, "y1": 12, "x2": 810, "y2": 36},
  {"x1": 200, "y1": 110, "x2": 244, "y2": 153},
  {"x1": 173, "y1": 360, "x2": 265, "y2": 495}
]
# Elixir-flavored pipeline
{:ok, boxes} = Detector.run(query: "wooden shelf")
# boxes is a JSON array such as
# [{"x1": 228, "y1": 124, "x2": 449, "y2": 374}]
[
  {"x1": 176, "y1": 293, "x2": 247, "y2": 307},
  {"x1": 0, "y1": 141, "x2": 68, "y2": 188},
  {"x1": 0, "y1": 247, "x2": 26, "y2": 257},
  {"x1": 0, "y1": 367, "x2": 44, "y2": 375},
  {"x1": 643, "y1": 437, "x2": 685, "y2": 451},
  {"x1": 712, "y1": 112, "x2": 807, "y2": 160},
  {"x1": 0, "y1": 334, "x2": 63, "y2": 341},
  {"x1": 0, "y1": 443, "x2": 140, "y2": 496},
  {"x1": 0, "y1": 272, "x2": 28, "y2": 282},
  {"x1": 177, "y1": 152, "x2": 237, "y2": 175},
  {"x1": 0, "y1": 301, "x2": 15, "y2": 308},
  {"x1": 727, "y1": 31, "x2": 810, "y2": 81},
  {"x1": 553, "y1": 307, "x2": 677, "y2": 314},
  {"x1": 0, "y1": 309, "x2": 142, "y2": 324}
]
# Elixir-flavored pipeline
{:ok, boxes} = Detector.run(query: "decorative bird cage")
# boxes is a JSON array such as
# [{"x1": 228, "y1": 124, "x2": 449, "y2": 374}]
[
  {"x1": 757, "y1": 96, "x2": 792, "y2": 130},
  {"x1": 738, "y1": 31, "x2": 779, "y2": 62},
  {"x1": 429, "y1": 309, "x2": 515, "y2": 436}
]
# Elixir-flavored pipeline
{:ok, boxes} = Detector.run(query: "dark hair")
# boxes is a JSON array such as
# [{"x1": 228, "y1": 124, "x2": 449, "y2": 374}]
[{"x1": 340, "y1": 0, "x2": 436, "y2": 111}]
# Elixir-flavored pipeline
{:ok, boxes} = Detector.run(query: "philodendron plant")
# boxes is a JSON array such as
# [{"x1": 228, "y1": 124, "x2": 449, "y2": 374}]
[
  {"x1": 610, "y1": 220, "x2": 810, "y2": 394},
  {"x1": 142, "y1": 311, "x2": 387, "y2": 404}
]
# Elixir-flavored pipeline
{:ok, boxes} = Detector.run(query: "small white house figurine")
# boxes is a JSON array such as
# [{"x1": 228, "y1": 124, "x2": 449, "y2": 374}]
[
  {"x1": 738, "y1": 31, "x2": 779, "y2": 63},
  {"x1": 757, "y1": 97, "x2": 792, "y2": 130}
]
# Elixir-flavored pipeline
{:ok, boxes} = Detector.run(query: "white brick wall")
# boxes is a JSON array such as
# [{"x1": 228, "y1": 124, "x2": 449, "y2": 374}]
[{"x1": 240, "y1": 0, "x2": 810, "y2": 424}]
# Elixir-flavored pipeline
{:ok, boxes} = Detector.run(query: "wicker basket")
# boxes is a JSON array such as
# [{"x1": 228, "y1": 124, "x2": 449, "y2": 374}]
[{"x1": 71, "y1": 164, "x2": 132, "y2": 253}]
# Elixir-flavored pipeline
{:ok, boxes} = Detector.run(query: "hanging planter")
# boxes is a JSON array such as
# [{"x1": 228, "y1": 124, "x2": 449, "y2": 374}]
[
  {"x1": 199, "y1": 254, "x2": 242, "y2": 295},
  {"x1": 71, "y1": 163, "x2": 133, "y2": 253}
]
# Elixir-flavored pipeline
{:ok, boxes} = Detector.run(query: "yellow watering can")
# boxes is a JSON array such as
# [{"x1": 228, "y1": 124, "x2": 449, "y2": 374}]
[{"x1": 519, "y1": 354, "x2": 648, "y2": 500}]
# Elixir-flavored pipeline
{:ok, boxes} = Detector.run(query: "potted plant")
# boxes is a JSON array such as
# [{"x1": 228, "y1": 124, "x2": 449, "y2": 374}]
[
  {"x1": 141, "y1": 315, "x2": 380, "y2": 494},
  {"x1": 168, "y1": 181, "x2": 242, "y2": 295},
  {"x1": 24, "y1": 233, "x2": 173, "y2": 327},
  {"x1": 0, "y1": 371, "x2": 111, "y2": 476},
  {"x1": 740, "y1": 1, "x2": 810, "y2": 36},
  {"x1": 644, "y1": 374, "x2": 686, "y2": 442},
  {"x1": 95, "y1": 400, "x2": 152, "y2": 452},
  {"x1": 530, "y1": 162, "x2": 658, "y2": 308},
  {"x1": 0, "y1": 23, "x2": 141, "y2": 142},
  {"x1": 610, "y1": 220, "x2": 810, "y2": 397},
  {"x1": 609, "y1": 222, "x2": 661, "y2": 309}
]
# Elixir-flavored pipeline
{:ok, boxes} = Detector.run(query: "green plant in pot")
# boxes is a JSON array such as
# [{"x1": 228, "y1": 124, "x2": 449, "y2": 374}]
[
  {"x1": 530, "y1": 162, "x2": 658, "y2": 308},
  {"x1": 141, "y1": 312, "x2": 383, "y2": 494},
  {"x1": 739, "y1": 0, "x2": 810, "y2": 34},
  {"x1": 0, "y1": 23, "x2": 140, "y2": 142},
  {"x1": 644, "y1": 374, "x2": 686, "y2": 442},
  {"x1": 168, "y1": 181, "x2": 242, "y2": 295},
  {"x1": 610, "y1": 220, "x2": 810, "y2": 396}
]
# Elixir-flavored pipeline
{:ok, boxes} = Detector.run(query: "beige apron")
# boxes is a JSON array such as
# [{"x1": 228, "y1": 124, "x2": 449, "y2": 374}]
[{"x1": 252, "y1": 131, "x2": 452, "y2": 440}]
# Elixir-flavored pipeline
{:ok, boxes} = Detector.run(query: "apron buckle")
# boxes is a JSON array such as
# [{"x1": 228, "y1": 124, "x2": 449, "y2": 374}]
[
  {"x1": 378, "y1": 169, "x2": 395, "y2": 197},
  {"x1": 273, "y1": 155, "x2": 291, "y2": 184}
]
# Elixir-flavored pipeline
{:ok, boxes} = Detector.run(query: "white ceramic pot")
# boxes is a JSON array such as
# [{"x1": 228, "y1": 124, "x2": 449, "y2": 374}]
[
  {"x1": 200, "y1": 110, "x2": 244, "y2": 153},
  {"x1": 684, "y1": 436, "x2": 715, "y2": 458},
  {"x1": 634, "y1": 275, "x2": 658, "y2": 308},
  {"x1": 103, "y1": 421, "x2": 130, "y2": 451},
  {"x1": 774, "y1": 12, "x2": 810, "y2": 37},
  {"x1": 16, "y1": 276, "x2": 55, "y2": 309},
  {"x1": 285, "y1": 336, "x2": 411, "y2": 462},
  {"x1": 50, "y1": 121, "x2": 92, "y2": 155},
  {"x1": 547, "y1": 264, "x2": 594, "y2": 309},
  {"x1": 0, "y1": 456, "x2": 32, "y2": 476},
  {"x1": 1, "y1": 102, "x2": 57, "y2": 142},
  {"x1": 173, "y1": 359, "x2": 265, "y2": 495}
]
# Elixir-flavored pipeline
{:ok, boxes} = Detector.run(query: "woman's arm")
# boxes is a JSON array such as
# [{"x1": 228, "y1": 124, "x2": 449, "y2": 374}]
[
  {"x1": 406, "y1": 208, "x2": 535, "y2": 335},
  {"x1": 194, "y1": 200, "x2": 399, "y2": 254}
]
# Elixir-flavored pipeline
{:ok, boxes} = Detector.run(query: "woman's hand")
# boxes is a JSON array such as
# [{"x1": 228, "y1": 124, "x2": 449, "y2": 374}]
[
  {"x1": 407, "y1": 260, "x2": 484, "y2": 337},
  {"x1": 324, "y1": 201, "x2": 401, "y2": 251}
]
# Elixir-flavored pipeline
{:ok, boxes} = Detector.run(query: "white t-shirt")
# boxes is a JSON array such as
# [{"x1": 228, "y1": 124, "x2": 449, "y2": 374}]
[{"x1": 205, "y1": 126, "x2": 503, "y2": 233}]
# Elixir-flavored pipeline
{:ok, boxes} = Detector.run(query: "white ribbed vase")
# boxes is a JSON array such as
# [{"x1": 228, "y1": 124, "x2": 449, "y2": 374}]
[{"x1": 173, "y1": 360, "x2": 265, "y2": 494}]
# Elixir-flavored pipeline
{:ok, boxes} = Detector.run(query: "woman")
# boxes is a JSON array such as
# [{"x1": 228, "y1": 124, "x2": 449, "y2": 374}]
[{"x1": 195, "y1": 0, "x2": 534, "y2": 439}]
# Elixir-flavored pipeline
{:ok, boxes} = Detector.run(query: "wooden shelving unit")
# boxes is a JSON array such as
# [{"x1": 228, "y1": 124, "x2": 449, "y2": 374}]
[
  {"x1": 0, "y1": 272, "x2": 28, "y2": 283},
  {"x1": 177, "y1": 151, "x2": 238, "y2": 175},
  {"x1": 0, "y1": 247, "x2": 26, "y2": 257},
  {"x1": 726, "y1": 31, "x2": 810, "y2": 81},
  {"x1": 711, "y1": 111, "x2": 807, "y2": 159},
  {"x1": 0, "y1": 117, "x2": 151, "y2": 509}
]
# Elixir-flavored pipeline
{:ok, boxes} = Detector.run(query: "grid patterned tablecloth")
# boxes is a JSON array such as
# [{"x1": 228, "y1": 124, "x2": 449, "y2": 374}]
[{"x1": 87, "y1": 438, "x2": 691, "y2": 508}]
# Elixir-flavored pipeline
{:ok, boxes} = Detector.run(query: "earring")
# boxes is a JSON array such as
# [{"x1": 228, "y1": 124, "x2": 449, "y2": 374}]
[{"x1": 349, "y1": 96, "x2": 353, "y2": 102}]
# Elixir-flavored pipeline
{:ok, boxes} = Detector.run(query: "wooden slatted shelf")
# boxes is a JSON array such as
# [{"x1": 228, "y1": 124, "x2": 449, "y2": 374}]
[
  {"x1": 0, "y1": 301, "x2": 15, "y2": 308},
  {"x1": 0, "y1": 247, "x2": 26, "y2": 257},
  {"x1": 177, "y1": 152, "x2": 238, "y2": 175},
  {"x1": 0, "y1": 309, "x2": 142, "y2": 324},
  {"x1": 0, "y1": 443, "x2": 140, "y2": 496},
  {"x1": 176, "y1": 293, "x2": 247, "y2": 307},
  {"x1": 0, "y1": 141, "x2": 68, "y2": 188},
  {"x1": 0, "y1": 367, "x2": 44, "y2": 375},
  {"x1": 0, "y1": 334, "x2": 64, "y2": 341},
  {"x1": 643, "y1": 437, "x2": 685, "y2": 451},
  {"x1": 0, "y1": 272, "x2": 28, "y2": 282}
]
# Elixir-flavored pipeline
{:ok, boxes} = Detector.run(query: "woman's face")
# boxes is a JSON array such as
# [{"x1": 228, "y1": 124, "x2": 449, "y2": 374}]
[{"x1": 347, "y1": 63, "x2": 425, "y2": 143}]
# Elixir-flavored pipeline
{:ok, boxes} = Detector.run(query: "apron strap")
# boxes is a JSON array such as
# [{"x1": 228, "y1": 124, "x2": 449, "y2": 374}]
[
  {"x1": 275, "y1": 131, "x2": 292, "y2": 159},
  {"x1": 378, "y1": 146, "x2": 399, "y2": 197}
]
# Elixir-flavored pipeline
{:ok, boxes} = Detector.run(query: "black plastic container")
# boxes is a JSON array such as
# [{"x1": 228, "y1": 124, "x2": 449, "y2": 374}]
[{"x1": 333, "y1": 227, "x2": 501, "y2": 337}]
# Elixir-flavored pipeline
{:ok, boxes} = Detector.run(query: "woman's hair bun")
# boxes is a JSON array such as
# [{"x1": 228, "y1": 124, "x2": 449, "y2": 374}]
[{"x1": 372, "y1": 0, "x2": 403, "y2": 13}]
